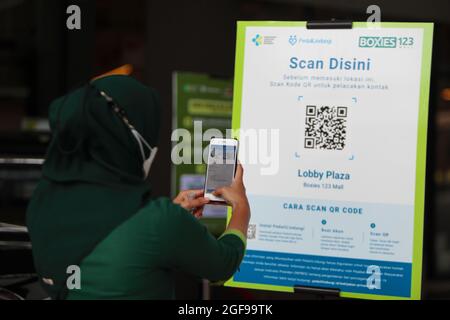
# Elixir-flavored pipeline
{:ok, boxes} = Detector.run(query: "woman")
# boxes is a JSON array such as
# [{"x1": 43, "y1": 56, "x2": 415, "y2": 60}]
[{"x1": 26, "y1": 75, "x2": 250, "y2": 300}]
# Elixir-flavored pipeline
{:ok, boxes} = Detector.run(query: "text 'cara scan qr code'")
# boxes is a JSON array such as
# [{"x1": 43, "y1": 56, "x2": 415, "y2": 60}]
[{"x1": 304, "y1": 105, "x2": 348, "y2": 150}]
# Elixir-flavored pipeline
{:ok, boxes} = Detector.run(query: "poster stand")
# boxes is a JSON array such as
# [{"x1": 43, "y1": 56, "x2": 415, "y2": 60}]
[
  {"x1": 306, "y1": 19, "x2": 353, "y2": 29},
  {"x1": 294, "y1": 285, "x2": 341, "y2": 300},
  {"x1": 291, "y1": 19, "x2": 353, "y2": 300}
]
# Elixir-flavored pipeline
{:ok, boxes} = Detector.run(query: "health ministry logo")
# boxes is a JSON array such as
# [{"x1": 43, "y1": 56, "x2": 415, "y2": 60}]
[
  {"x1": 252, "y1": 34, "x2": 263, "y2": 46},
  {"x1": 251, "y1": 34, "x2": 277, "y2": 47}
]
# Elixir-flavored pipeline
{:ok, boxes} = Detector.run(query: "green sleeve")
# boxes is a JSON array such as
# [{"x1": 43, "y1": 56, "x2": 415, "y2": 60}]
[{"x1": 160, "y1": 200, "x2": 246, "y2": 282}]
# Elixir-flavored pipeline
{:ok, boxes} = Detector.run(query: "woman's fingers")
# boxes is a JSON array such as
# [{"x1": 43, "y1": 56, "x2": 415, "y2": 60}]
[
  {"x1": 184, "y1": 197, "x2": 209, "y2": 210},
  {"x1": 182, "y1": 189, "x2": 204, "y2": 201},
  {"x1": 233, "y1": 164, "x2": 244, "y2": 184},
  {"x1": 213, "y1": 187, "x2": 235, "y2": 205},
  {"x1": 213, "y1": 188, "x2": 225, "y2": 197},
  {"x1": 189, "y1": 189, "x2": 205, "y2": 198},
  {"x1": 174, "y1": 189, "x2": 210, "y2": 216},
  {"x1": 174, "y1": 189, "x2": 204, "y2": 203}
]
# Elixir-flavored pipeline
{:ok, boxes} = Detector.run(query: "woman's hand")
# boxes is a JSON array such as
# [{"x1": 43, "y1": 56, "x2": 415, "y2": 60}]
[
  {"x1": 173, "y1": 189, "x2": 210, "y2": 218},
  {"x1": 214, "y1": 164, "x2": 250, "y2": 238},
  {"x1": 213, "y1": 164, "x2": 249, "y2": 211}
]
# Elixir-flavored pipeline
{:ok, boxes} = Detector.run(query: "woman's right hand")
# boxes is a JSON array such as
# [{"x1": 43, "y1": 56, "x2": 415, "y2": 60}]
[{"x1": 213, "y1": 164, "x2": 249, "y2": 211}]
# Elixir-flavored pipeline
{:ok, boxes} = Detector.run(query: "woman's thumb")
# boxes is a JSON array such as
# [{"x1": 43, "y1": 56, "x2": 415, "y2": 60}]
[{"x1": 213, "y1": 188, "x2": 224, "y2": 196}]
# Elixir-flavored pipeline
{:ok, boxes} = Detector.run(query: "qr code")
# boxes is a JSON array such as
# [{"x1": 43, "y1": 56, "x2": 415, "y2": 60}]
[
  {"x1": 304, "y1": 105, "x2": 348, "y2": 150},
  {"x1": 247, "y1": 224, "x2": 256, "y2": 240}
]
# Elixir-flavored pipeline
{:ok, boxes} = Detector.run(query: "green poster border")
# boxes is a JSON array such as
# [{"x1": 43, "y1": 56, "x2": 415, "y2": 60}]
[{"x1": 226, "y1": 21, "x2": 434, "y2": 300}]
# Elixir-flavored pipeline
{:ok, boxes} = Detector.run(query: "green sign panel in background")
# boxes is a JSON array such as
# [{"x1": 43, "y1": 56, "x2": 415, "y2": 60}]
[{"x1": 172, "y1": 72, "x2": 233, "y2": 234}]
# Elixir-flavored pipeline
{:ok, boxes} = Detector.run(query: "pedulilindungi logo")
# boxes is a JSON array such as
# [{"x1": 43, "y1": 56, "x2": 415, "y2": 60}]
[{"x1": 289, "y1": 35, "x2": 297, "y2": 46}]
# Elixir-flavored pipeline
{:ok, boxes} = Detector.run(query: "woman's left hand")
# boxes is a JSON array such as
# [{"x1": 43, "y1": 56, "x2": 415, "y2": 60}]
[{"x1": 173, "y1": 189, "x2": 210, "y2": 218}]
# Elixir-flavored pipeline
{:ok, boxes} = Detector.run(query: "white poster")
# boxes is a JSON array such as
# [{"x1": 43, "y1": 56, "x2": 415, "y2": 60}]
[{"x1": 228, "y1": 22, "x2": 433, "y2": 300}]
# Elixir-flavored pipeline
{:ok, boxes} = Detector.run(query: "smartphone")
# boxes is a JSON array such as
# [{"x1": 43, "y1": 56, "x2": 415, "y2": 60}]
[{"x1": 204, "y1": 138, "x2": 239, "y2": 203}]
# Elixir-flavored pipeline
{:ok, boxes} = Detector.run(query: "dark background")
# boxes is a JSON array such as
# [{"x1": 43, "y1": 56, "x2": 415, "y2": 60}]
[{"x1": 1, "y1": 0, "x2": 450, "y2": 299}]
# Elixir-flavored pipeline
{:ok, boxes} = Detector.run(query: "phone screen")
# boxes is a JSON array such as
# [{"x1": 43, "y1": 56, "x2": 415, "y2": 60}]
[{"x1": 204, "y1": 142, "x2": 237, "y2": 201}]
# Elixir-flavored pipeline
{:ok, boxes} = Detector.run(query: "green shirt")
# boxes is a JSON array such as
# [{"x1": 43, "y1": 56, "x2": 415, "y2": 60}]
[{"x1": 66, "y1": 198, "x2": 246, "y2": 300}]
